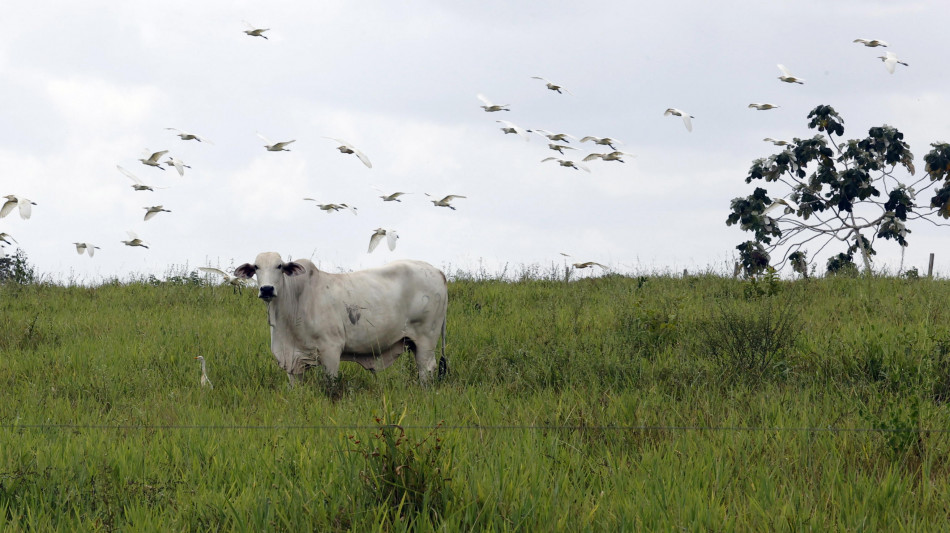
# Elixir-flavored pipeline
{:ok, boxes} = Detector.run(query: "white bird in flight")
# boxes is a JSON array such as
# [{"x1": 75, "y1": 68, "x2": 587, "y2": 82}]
[
  {"x1": 1, "y1": 195, "x2": 37, "y2": 219},
  {"x1": 477, "y1": 93, "x2": 510, "y2": 112},
  {"x1": 762, "y1": 197, "x2": 800, "y2": 217},
  {"x1": 117, "y1": 165, "x2": 163, "y2": 191},
  {"x1": 878, "y1": 51, "x2": 908, "y2": 74},
  {"x1": 164, "y1": 156, "x2": 191, "y2": 177},
  {"x1": 368, "y1": 228, "x2": 399, "y2": 253},
  {"x1": 139, "y1": 149, "x2": 169, "y2": 170},
  {"x1": 194, "y1": 356, "x2": 213, "y2": 388},
  {"x1": 121, "y1": 231, "x2": 148, "y2": 249},
  {"x1": 547, "y1": 143, "x2": 577, "y2": 154},
  {"x1": 165, "y1": 128, "x2": 213, "y2": 144},
  {"x1": 73, "y1": 242, "x2": 100, "y2": 257},
  {"x1": 533, "y1": 129, "x2": 577, "y2": 143},
  {"x1": 199, "y1": 267, "x2": 248, "y2": 288},
  {"x1": 257, "y1": 133, "x2": 295, "y2": 152},
  {"x1": 530, "y1": 76, "x2": 573, "y2": 95},
  {"x1": 143, "y1": 205, "x2": 171, "y2": 221},
  {"x1": 763, "y1": 138, "x2": 791, "y2": 146},
  {"x1": 777, "y1": 64, "x2": 805, "y2": 84},
  {"x1": 303, "y1": 199, "x2": 358, "y2": 215},
  {"x1": 243, "y1": 21, "x2": 269, "y2": 40},
  {"x1": 573, "y1": 261, "x2": 608, "y2": 270},
  {"x1": 496, "y1": 120, "x2": 531, "y2": 141},
  {"x1": 579, "y1": 136, "x2": 622, "y2": 150},
  {"x1": 583, "y1": 151, "x2": 635, "y2": 163},
  {"x1": 853, "y1": 38, "x2": 888, "y2": 47},
  {"x1": 749, "y1": 103, "x2": 780, "y2": 110},
  {"x1": 427, "y1": 194, "x2": 467, "y2": 210},
  {"x1": 664, "y1": 108, "x2": 694, "y2": 132},
  {"x1": 373, "y1": 188, "x2": 410, "y2": 202},
  {"x1": 323, "y1": 137, "x2": 372, "y2": 168},
  {"x1": 541, "y1": 157, "x2": 591, "y2": 172}
]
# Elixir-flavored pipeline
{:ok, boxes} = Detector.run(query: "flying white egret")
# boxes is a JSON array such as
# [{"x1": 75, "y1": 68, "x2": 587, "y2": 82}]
[
  {"x1": 372, "y1": 188, "x2": 410, "y2": 202},
  {"x1": 664, "y1": 108, "x2": 694, "y2": 132},
  {"x1": 583, "y1": 151, "x2": 636, "y2": 163},
  {"x1": 257, "y1": 133, "x2": 295, "y2": 152},
  {"x1": 242, "y1": 21, "x2": 269, "y2": 39},
  {"x1": 121, "y1": 231, "x2": 149, "y2": 249},
  {"x1": 763, "y1": 138, "x2": 791, "y2": 146},
  {"x1": 530, "y1": 76, "x2": 573, "y2": 94},
  {"x1": 117, "y1": 165, "x2": 163, "y2": 191},
  {"x1": 427, "y1": 194, "x2": 467, "y2": 210},
  {"x1": 323, "y1": 137, "x2": 372, "y2": 168},
  {"x1": 477, "y1": 93, "x2": 510, "y2": 112},
  {"x1": 579, "y1": 136, "x2": 622, "y2": 150},
  {"x1": 533, "y1": 129, "x2": 577, "y2": 143},
  {"x1": 194, "y1": 356, "x2": 213, "y2": 388},
  {"x1": 496, "y1": 120, "x2": 531, "y2": 141},
  {"x1": 199, "y1": 267, "x2": 249, "y2": 289},
  {"x1": 303, "y1": 199, "x2": 358, "y2": 215},
  {"x1": 573, "y1": 261, "x2": 608, "y2": 269},
  {"x1": 0, "y1": 195, "x2": 37, "y2": 219},
  {"x1": 165, "y1": 128, "x2": 213, "y2": 144},
  {"x1": 547, "y1": 143, "x2": 577, "y2": 154},
  {"x1": 143, "y1": 205, "x2": 171, "y2": 221},
  {"x1": 368, "y1": 228, "x2": 399, "y2": 253},
  {"x1": 164, "y1": 157, "x2": 191, "y2": 176},
  {"x1": 541, "y1": 157, "x2": 591, "y2": 172},
  {"x1": 853, "y1": 38, "x2": 888, "y2": 47},
  {"x1": 139, "y1": 149, "x2": 169, "y2": 170},
  {"x1": 777, "y1": 64, "x2": 805, "y2": 84},
  {"x1": 0, "y1": 232, "x2": 16, "y2": 245},
  {"x1": 762, "y1": 197, "x2": 800, "y2": 216},
  {"x1": 878, "y1": 51, "x2": 908, "y2": 74},
  {"x1": 748, "y1": 103, "x2": 780, "y2": 110},
  {"x1": 73, "y1": 242, "x2": 100, "y2": 257}
]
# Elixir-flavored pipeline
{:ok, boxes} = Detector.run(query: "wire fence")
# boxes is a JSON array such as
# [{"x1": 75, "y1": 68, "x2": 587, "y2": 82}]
[{"x1": 1, "y1": 423, "x2": 946, "y2": 434}]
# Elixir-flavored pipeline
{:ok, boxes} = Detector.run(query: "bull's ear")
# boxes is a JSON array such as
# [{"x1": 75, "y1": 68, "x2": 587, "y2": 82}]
[
  {"x1": 282, "y1": 262, "x2": 306, "y2": 276},
  {"x1": 234, "y1": 263, "x2": 257, "y2": 279}
]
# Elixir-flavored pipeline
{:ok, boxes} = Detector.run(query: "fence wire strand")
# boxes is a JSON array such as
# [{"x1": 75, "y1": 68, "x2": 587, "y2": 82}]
[{"x1": 0, "y1": 423, "x2": 947, "y2": 434}]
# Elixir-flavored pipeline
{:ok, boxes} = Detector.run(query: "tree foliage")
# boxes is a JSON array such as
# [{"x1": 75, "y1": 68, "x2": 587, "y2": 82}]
[{"x1": 728, "y1": 105, "x2": 950, "y2": 276}]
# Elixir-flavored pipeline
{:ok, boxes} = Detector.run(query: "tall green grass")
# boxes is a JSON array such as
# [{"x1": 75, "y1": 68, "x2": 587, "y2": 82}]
[{"x1": 1, "y1": 272, "x2": 949, "y2": 530}]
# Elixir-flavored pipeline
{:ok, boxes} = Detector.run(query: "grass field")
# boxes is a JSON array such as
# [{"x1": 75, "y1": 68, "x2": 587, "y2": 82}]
[{"x1": 1, "y1": 269, "x2": 950, "y2": 530}]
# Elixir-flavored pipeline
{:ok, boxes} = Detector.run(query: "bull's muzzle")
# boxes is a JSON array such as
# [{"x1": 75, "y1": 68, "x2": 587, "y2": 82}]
[{"x1": 258, "y1": 285, "x2": 276, "y2": 301}]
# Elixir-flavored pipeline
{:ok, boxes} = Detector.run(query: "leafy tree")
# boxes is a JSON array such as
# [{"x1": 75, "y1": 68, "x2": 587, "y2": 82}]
[
  {"x1": 727, "y1": 105, "x2": 950, "y2": 276},
  {"x1": 0, "y1": 248, "x2": 36, "y2": 284}
]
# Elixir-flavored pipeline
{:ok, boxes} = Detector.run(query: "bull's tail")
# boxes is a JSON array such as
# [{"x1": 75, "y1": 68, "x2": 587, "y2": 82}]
[{"x1": 437, "y1": 318, "x2": 448, "y2": 379}]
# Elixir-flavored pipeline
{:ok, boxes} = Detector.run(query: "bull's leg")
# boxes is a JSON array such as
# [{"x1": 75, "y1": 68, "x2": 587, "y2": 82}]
[
  {"x1": 411, "y1": 338, "x2": 439, "y2": 384},
  {"x1": 314, "y1": 341, "x2": 343, "y2": 378}
]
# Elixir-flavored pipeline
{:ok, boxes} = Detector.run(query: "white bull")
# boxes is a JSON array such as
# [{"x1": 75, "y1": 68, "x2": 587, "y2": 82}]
[{"x1": 235, "y1": 252, "x2": 448, "y2": 385}]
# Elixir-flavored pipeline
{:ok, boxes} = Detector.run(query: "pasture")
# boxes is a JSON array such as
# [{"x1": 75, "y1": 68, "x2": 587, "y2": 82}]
[{"x1": 1, "y1": 270, "x2": 950, "y2": 530}]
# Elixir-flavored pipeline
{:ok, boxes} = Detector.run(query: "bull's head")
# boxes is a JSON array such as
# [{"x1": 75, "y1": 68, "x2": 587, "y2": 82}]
[{"x1": 235, "y1": 252, "x2": 306, "y2": 302}]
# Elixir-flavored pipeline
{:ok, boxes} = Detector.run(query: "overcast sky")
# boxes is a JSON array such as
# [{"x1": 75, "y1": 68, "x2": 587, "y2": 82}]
[{"x1": 2, "y1": 1, "x2": 948, "y2": 282}]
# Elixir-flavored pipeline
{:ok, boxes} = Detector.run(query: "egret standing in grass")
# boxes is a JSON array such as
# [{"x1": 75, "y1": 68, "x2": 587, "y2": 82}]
[{"x1": 195, "y1": 356, "x2": 213, "y2": 388}]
